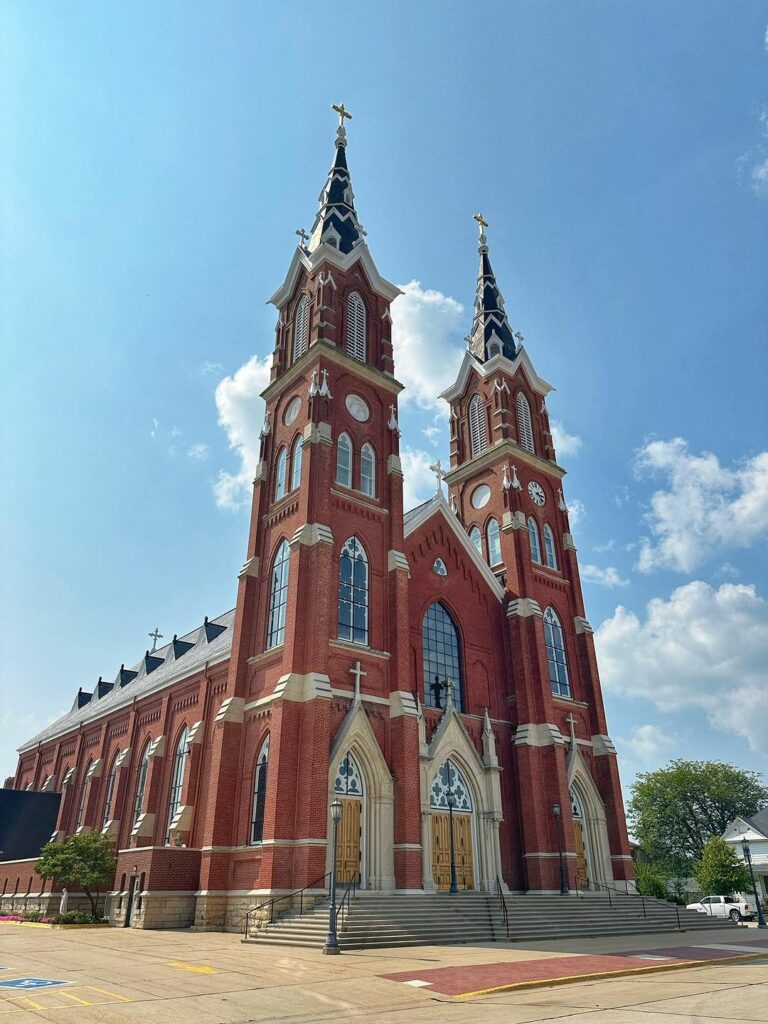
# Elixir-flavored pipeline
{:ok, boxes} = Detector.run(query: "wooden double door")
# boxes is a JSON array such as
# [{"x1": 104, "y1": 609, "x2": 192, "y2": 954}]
[
  {"x1": 431, "y1": 812, "x2": 475, "y2": 890},
  {"x1": 573, "y1": 820, "x2": 589, "y2": 888},
  {"x1": 335, "y1": 797, "x2": 362, "y2": 885}
]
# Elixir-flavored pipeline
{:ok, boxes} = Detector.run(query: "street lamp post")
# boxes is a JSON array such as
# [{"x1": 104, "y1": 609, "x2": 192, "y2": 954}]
[
  {"x1": 446, "y1": 782, "x2": 459, "y2": 895},
  {"x1": 741, "y1": 838, "x2": 767, "y2": 929},
  {"x1": 553, "y1": 803, "x2": 569, "y2": 895},
  {"x1": 324, "y1": 799, "x2": 343, "y2": 954}
]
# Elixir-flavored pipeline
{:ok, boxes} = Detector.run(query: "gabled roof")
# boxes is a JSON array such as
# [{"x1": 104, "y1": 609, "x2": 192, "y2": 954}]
[
  {"x1": 403, "y1": 492, "x2": 504, "y2": 601},
  {"x1": 267, "y1": 239, "x2": 401, "y2": 308},
  {"x1": 440, "y1": 345, "x2": 554, "y2": 403},
  {"x1": 723, "y1": 808, "x2": 768, "y2": 841}
]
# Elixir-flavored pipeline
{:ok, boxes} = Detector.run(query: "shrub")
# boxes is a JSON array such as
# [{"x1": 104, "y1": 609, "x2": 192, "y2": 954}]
[{"x1": 634, "y1": 860, "x2": 670, "y2": 900}]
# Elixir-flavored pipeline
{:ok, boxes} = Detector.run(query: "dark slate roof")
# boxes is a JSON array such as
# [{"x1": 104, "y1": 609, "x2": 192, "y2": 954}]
[
  {"x1": 468, "y1": 227, "x2": 519, "y2": 363},
  {"x1": 307, "y1": 124, "x2": 364, "y2": 255},
  {"x1": 746, "y1": 807, "x2": 768, "y2": 837},
  {"x1": 19, "y1": 609, "x2": 235, "y2": 752}
]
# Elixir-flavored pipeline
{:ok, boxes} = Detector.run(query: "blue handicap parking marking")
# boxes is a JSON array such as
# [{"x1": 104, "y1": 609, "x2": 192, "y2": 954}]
[{"x1": 0, "y1": 978, "x2": 69, "y2": 990}]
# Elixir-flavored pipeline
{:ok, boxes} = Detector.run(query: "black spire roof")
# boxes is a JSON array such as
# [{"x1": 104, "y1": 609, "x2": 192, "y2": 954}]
[
  {"x1": 468, "y1": 217, "x2": 519, "y2": 363},
  {"x1": 307, "y1": 113, "x2": 365, "y2": 255}
]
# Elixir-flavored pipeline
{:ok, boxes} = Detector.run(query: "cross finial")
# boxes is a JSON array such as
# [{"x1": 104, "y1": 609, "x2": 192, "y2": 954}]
[
  {"x1": 332, "y1": 102, "x2": 352, "y2": 126},
  {"x1": 429, "y1": 458, "x2": 446, "y2": 493},
  {"x1": 349, "y1": 660, "x2": 367, "y2": 700},
  {"x1": 148, "y1": 627, "x2": 163, "y2": 653},
  {"x1": 296, "y1": 227, "x2": 309, "y2": 247},
  {"x1": 473, "y1": 212, "x2": 489, "y2": 239},
  {"x1": 566, "y1": 713, "x2": 578, "y2": 747}
]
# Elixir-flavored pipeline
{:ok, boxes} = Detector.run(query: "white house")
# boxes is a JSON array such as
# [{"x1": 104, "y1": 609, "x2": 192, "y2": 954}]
[{"x1": 723, "y1": 808, "x2": 768, "y2": 901}]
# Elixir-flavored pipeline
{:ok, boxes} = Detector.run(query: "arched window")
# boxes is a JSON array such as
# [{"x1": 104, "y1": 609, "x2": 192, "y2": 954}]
[
  {"x1": 334, "y1": 751, "x2": 363, "y2": 796},
  {"x1": 487, "y1": 518, "x2": 502, "y2": 566},
  {"x1": 422, "y1": 602, "x2": 463, "y2": 712},
  {"x1": 468, "y1": 395, "x2": 488, "y2": 457},
  {"x1": 58, "y1": 764, "x2": 70, "y2": 793},
  {"x1": 251, "y1": 735, "x2": 270, "y2": 844},
  {"x1": 516, "y1": 392, "x2": 535, "y2": 453},
  {"x1": 290, "y1": 435, "x2": 303, "y2": 491},
  {"x1": 544, "y1": 607, "x2": 570, "y2": 697},
  {"x1": 543, "y1": 524, "x2": 557, "y2": 570},
  {"x1": 102, "y1": 751, "x2": 120, "y2": 828},
  {"x1": 360, "y1": 443, "x2": 375, "y2": 497},
  {"x1": 76, "y1": 760, "x2": 92, "y2": 829},
  {"x1": 338, "y1": 536, "x2": 369, "y2": 645},
  {"x1": 293, "y1": 295, "x2": 309, "y2": 362},
  {"x1": 133, "y1": 742, "x2": 151, "y2": 827},
  {"x1": 274, "y1": 447, "x2": 288, "y2": 502},
  {"x1": 528, "y1": 517, "x2": 542, "y2": 563},
  {"x1": 469, "y1": 526, "x2": 482, "y2": 555},
  {"x1": 346, "y1": 291, "x2": 367, "y2": 362},
  {"x1": 430, "y1": 759, "x2": 472, "y2": 811},
  {"x1": 336, "y1": 432, "x2": 353, "y2": 488},
  {"x1": 166, "y1": 727, "x2": 189, "y2": 841},
  {"x1": 266, "y1": 540, "x2": 290, "y2": 648}
]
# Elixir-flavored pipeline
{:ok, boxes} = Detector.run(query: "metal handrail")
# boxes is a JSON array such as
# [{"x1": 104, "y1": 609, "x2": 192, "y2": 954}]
[
  {"x1": 590, "y1": 879, "x2": 683, "y2": 931},
  {"x1": 244, "y1": 871, "x2": 331, "y2": 939},
  {"x1": 495, "y1": 876, "x2": 509, "y2": 940},
  {"x1": 334, "y1": 875, "x2": 357, "y2": 933}
]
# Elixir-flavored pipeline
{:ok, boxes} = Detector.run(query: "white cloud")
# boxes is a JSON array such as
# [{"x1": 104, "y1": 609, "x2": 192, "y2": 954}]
[
  {"x1": 422, "y1": 424, "x2": 443, "y2": 446},
  {"x1": 594, "y1": 539, "x2": 616, "y2": 553},
  {"x1": 392, "y1": 281, "x2": 465, "y2": 411},
  {"x1": 187, "y1": 443, "x2": 210, "y2": 461},
  {"x1": 634, "y1": 439, "x2": 768, "y2": 573},
  {"x1": 752, "y1": 157, "x2": 768, "y2": 197},
  {"x1": 401, "y1": 447, "x2": 440, "y2": 511},
  {"x1": 551, "y1": 420, "x2": 582, "y2": 457},
  {"x1": 567, "y1": 498, "x2": 586, "y2": 529},
  {"x1": 201, "y1": 360, "x2": 224, "y2": 376},
  {"x1": 581, "y1": 564, "x2": 629, "y2": 588},
  {"x1": 213, "y1": 354, "x2": 271, "y2": 510},
  {"x1": 618, "y1": 724, "x2": 677, "y2": 766},
  {"x1": 595, "y1": 580, "x2": 768, "y2": 753}
]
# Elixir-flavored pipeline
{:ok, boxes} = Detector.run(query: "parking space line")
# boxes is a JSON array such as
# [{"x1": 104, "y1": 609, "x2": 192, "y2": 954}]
[
  {"x1": 86, "y1": 986, "x2": 132, "y2": 1002},
  {"x1": 18, "y1": 997, "x2": 45, "y2": 1010},
  {"x1": 58, "y1": 990, "x2": 92, "y2": 1005}
]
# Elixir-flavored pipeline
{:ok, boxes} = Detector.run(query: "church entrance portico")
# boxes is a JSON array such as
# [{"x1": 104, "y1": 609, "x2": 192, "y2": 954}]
[{"x1": 429, "y1": 759, "x2": 476, "y2": 890}]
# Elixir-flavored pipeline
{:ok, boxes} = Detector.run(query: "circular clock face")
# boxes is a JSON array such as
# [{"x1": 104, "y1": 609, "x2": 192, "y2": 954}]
[
  {"x1": 284, "y1": 396, "x2": 301, "y2": 426},
  {"x1": 471, "y1": 484, "x2": 491, "y2": 509},
  {"x1": 528, "y1": 481, "x2": 546, "y2": 507},
  {"x1": 345, "y1": 394, "x2": 370, "y2": 422}
]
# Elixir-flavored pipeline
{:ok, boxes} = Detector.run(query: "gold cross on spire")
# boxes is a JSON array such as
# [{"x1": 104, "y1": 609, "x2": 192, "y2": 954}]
[
  {"x1": 473, "y1": 212, "x2": 489, "y2": 231},
  {"x1": 332, "y1": 102, "x2": 352, "y2": 126}
]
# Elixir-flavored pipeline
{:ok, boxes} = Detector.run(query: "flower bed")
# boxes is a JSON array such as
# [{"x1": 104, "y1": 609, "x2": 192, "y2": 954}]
[{"x1": 0, "y1": 911, "x2": 107, "y2": 927}]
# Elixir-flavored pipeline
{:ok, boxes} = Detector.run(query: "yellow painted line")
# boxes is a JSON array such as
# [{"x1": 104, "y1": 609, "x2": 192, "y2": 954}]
[
  {"x1": 85, "y1": 986, "x2": 133, "y2": 1002},
  {"x1": 451, "y1": 950, "x2": 768, "y2": 1000},
  {"x1": 17, "y1": 997, "x2": 45, "y2": 1010},
  {"x1": 58, "y1": 990, "x2": 92, "y2": 1005},
  {"x1": 165, "y1": 961, "x2": 216, "y2": 974}
]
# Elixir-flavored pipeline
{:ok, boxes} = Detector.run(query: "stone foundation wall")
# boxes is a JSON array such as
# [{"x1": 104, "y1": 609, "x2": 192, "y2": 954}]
[{"x1": 0, "y1": 892, "x2": 96, "y2": 917}]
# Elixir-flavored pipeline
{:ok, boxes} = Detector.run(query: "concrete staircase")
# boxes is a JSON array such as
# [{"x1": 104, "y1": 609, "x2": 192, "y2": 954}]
[{"x1": 243, "y1": 890, "x2": 738, "y2": 950}]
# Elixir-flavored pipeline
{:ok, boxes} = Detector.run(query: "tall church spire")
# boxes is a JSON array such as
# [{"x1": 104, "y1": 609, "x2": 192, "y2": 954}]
[
  {"x1": 307, "y1": 104, "x2": 365, "y2": 255},
  {"x1": 468, "y1": 213, "x2": 519, "y2": 363}
]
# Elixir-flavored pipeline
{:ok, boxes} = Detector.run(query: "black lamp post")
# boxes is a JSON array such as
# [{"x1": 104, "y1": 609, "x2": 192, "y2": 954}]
[
  {"x1": 553, "y1": 803, "x2": 569, "y2": 895},
  {"x1": 323, "y1": 799, "x2": 343, "y2": 954},
  {"x1": 446, "y1": 780, "x2": 459, "y2": 895},
  {"x1": 741, "y1": 838, "x2": 767, "y2": 929}
]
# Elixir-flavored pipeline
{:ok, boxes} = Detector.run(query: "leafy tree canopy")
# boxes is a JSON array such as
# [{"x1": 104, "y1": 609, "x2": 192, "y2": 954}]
[
  {"x1": 694, "y1": 836, "x2": 751, "y2": 897},
  {"x1": 628, "y1": 759, "x2": 767, "y2": 874},
  {"x1": 35, "y1": 830, "x2": 116, "y2": 919}
]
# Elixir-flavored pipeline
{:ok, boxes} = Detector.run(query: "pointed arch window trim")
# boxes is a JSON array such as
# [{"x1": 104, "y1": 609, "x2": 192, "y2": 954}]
[
  {"x1": 346, "y1": 291, "x2": 367, "y2": 362},
  {"x1": 334, "y1": 751, "x2": 364, "y2": 796},
  {"x1": 528, "y1": 516, "x2": 542, "y2": 564},
  {"x1": 429, "y1": 758, "x2": 473, "y2": 812},
  {"x1": 338, "y1": 536, "x2": 369, "y2": 646},
  {"x1": 543, "y1": 523, "x2": 557, "y2": 570},
  {"x1": 422, "y1": 601, "x2": 463, "y2": 712},
  {"x1": 290, "y1": 434, "x2": 303, "y2": 491},
  {"x1": 266, "y1": 539, "x2": 291, "y2": 649},
  {"x1": 166, "y1": 726, "x2": 189, "y2": 842},
  {"x1": 468, "y1": 525, "x2": 482, "y2": 555},
  {"x1": 468, "y1": 394, "x2": 488, "y2": 458},
  {"x1": 75, "y1": 759, "x2": 92, "y2": 829},
  {"x1": 274, "y1": 447, "x2": 288, "y2": 502},
  {"x1": 293, "y1": 295, "x2": 310, "y2": 362},
  {"x1": 102, "y1": 750, "x2": 120, "y2": 827},
  {"x1": 516, "y1": 392, "x2": 535, "y2": 454},
  {"x1": 486, "y1": 517, "x2": 502, "y2": 566},
  {"x1": 360, "y1": 442, "x2": 376, "y2": 497},
  {"x1": 251, "y1": 735, "x2": 270, "y2": 844},
  {"x1": 336, "y1": 432, "x2": 353, "y2": 488},
  {"x1": 133, "y1": 741, "x2": 152, "y2": 827},
  {"x1": 544, "y1": 606, "x2": 571, "y2": 698}
]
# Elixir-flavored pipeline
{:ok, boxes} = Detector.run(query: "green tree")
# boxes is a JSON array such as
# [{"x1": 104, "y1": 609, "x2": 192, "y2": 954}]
[
  {"x1": 694, "y1": 836, "x2": 751, "y2": 896},
  {"x1": 633, "y1": 860, "x2": 669, "y2": 900},
  {"x1": 35, "y1": 830, "x2": 116, "y2": 919},
  {"x1": 628, "y1": 760, "x2": 767, "y2": 874}
]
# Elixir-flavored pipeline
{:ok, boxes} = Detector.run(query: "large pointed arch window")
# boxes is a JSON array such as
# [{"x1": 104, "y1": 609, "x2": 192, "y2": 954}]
[
  {"x1": 266, "y1": 540, "x2": 290, "y2": 648},
  {"x1": 528, "y1": 516, "x2": 542, "y2": 563},
  {"x1": 336, "y1": 432, "x2": 353, "y2": 488},
  {"x1": 422, "y1": 602, "x2": 463, "y2": 712},
  {"x1": 346, "y1": 291, "x2": 367, "y2": 362},
  {"x1": 487, "y1": 517, "x2": 502, "y2": 566},
  {"x1": 290, "y1": 435, "x2": 303, "y2": 491},
  {"x1": 102, "y1": 751, "x2": 120, "y2": 828},
  {"x1": 75, "y1": 760, "x2": 92, "y2": 829},
  {"x1": 544, "y1": 607, "x2": 570, "y2": 697},
  {"x1": 133, "y1": 742, "x2": 151, "y2": 827},
  {"x1": 274, "y1": 447, "x2": 288, "y2": 501},
  {"x1": 543, "y1": 524, "x2": 557, "y2": 570},
  {"x1": 166, "y1": 726, "x2": 189, "y2": 841},
  {"x1": 468, "y1": 526, "x2": 482, "y2": 555},
  {"x1": 360, "y1": 443, "x2": 376, "y2": 497},
  {"x1": 338, "y1": 536, "x2": 369, "y2": 645},
  {"x1": 468, "y1": 395, "x2": 488, "y2": 457},
  {"x1": 516, "y1": 392, "x2": 535, "y2": 453},
  {"x1": 293, "y1": 295, "x2": 309, "y2": 362},
  {"x1": 251, "y1": 735, "x2": 270, "y2": 844}
]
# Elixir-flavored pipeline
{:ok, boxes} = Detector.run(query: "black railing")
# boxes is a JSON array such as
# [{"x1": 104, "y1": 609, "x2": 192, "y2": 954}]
[
  {"x1": 590, "y1": 879, "x2": 683, "y2": 931},
  {"x1": 495, "y1": 876, "x2": 509, "y2": 940},
  {"x1": 335, "y1": 875, "x2": 357, "y2": 933},
  {"x1": 244, "y1": 871, "x2": 331, "y2": 939}
]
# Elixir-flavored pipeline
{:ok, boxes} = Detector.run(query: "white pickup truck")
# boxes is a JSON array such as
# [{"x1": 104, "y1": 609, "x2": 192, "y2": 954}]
[{"x1": 686, "y1": 894, "x2": 757, "y2": 923}]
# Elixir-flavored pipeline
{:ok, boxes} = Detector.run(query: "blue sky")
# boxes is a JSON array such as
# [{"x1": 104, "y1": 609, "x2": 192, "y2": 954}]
[{"x1": 2, "y1": 1, "x2": 767, "y2": 802}]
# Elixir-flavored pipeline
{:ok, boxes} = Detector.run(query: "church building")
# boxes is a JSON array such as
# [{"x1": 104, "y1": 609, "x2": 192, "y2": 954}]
[{"x1": 2, "y1": 109, "x2": 633, "y2": 931}]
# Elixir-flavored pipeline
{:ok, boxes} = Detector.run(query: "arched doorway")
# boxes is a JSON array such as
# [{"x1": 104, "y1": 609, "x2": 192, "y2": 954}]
[
  {"x1": 429, "y1": 759, "x2": 475, "y2": 890},
  {"x1": 333, "y1": 752, "x2": 363, "y2": 886},
  {"x1": 571, "y1": 788, "x2": 591, "y2": 888}
]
